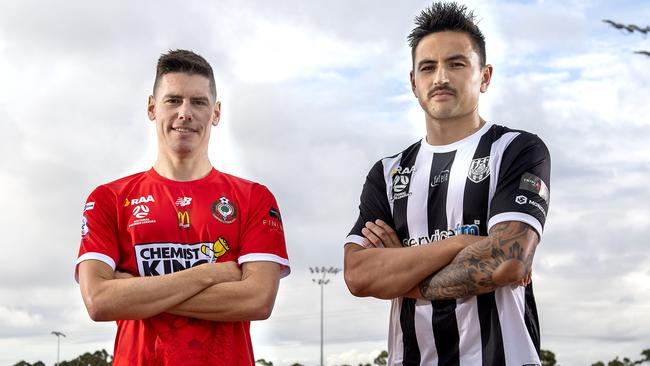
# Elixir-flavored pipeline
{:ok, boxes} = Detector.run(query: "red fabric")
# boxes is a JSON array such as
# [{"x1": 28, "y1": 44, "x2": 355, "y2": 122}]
[{"x1": 76, "y1": 168, "x2": 288, "y2": 365}]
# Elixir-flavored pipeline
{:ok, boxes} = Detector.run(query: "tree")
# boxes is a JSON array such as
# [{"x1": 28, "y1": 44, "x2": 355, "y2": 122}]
[
  {"x1": 603, "y1": 20, "x2": 650, "y2": 57},
  {"x1": 373, "y1": 350, "x2": 388, "y2": 365},
  {"x1": 13, "y1": 362, "x2": 45, "y2": 366},
  {"x1": 256, "y1": 359, "x2": 274, "y2": 366},
  {"x1": 540, "y1": 349, "x2": 558, "y2": 366},
  {"x1": 57, "y1": 349, "x2": 112, "y2": 366},
  {"x1": 592, "y1": 348, "x2": 650, "y2": 366}
]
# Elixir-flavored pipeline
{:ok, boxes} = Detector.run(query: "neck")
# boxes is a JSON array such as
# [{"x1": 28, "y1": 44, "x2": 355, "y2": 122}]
[
  {"x1": 153, "y1": 150, "x2": 213, "y2": 182},
  {"x1": 425, "y1": 110, "x2": 485, "y2": 146}
]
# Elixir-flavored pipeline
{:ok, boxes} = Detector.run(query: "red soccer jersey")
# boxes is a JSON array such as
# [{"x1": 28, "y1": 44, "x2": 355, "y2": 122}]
[{"x1": 76, "y1": 168, "x2": 289, "y2": 366}]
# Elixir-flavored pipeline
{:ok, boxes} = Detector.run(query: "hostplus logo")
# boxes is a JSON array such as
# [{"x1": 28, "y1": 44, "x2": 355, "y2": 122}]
[{"x1": 402, "y1": 223, "x2": 480, "y2": 247}]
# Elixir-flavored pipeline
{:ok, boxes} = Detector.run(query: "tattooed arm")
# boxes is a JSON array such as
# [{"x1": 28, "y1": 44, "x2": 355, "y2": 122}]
[{"x1": 408, "y1": 221, "x2": 539, "y2": 300}]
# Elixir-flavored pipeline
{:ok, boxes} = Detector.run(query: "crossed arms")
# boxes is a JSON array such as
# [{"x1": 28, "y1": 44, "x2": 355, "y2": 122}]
[
  {"x1": 344, "y1": 220, "x2": 538, "y2": 300},
  {"x1": 78, "y1": 259, "x2": 281, "y2": 322}
]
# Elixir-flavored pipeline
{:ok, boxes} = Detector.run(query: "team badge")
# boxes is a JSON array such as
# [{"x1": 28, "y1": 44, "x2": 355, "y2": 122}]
[
  {"x1": 212, "y1": 196, "x2": 237, "y2": 224},
  {"x1": 468, "y1": 157, "x2": 490, "y2": 183}
]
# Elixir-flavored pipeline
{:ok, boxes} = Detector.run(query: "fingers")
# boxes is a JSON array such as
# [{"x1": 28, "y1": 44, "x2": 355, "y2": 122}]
[{"x1": 361, "y1": 220, "x2": 401, "y2": 248}]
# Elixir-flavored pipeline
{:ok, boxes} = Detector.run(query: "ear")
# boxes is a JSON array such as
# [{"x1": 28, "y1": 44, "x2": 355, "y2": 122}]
[
  {"x1": 480, "y1": 64, "x2": 493, "y2": 93},
  {"x1": 211, "y1": 101, "x2": 221, "y2": 127},
  {"x1": 147, "y1": 95, "x2": 156, "y2": 121},
  {"x1": 410, "y1": 70, "x2": 418, "y2": 98}
]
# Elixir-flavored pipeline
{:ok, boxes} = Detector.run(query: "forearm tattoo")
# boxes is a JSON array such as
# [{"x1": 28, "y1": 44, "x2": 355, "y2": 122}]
[{"x1": 418, "y1": 221, "x2": 537, "y2": 300}]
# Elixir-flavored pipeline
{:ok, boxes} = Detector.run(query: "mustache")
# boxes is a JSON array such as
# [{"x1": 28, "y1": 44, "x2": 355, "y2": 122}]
[{"x1": 427, "y1": 85, "x2": 456, "y2": 98}]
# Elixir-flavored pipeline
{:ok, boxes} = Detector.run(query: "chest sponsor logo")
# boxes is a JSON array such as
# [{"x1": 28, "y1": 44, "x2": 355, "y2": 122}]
[
  {"x1": 212, "y1": 196, "x2": 237, "y2": 224},
  {"x1": 468, "y1": 156, "x2": 490, "y2": 183},
  {"x1": 175, "y1": 197, "x2": 192, "y2": 207},
  {"x1": 390, "y1": 165, "x2": 415, "y2": 201},
  {"x1": 135, "y1": 237, "x2": 230, "y2": 276},
  {"x1": 402, "y1": 223, "x2": 480, "y2": 247},
  {"x1": 519, "y1": 172, "x2": 549, "y2": 203},
  {"x1": 430, "y1": 169, "x2": 449, "y2": 188},
  {"x1": 177, "y1": 210, "x2": 191, "y2": 229},
  {"x1": 515, "y1": 195, "x2": 547, "y2": 217}
]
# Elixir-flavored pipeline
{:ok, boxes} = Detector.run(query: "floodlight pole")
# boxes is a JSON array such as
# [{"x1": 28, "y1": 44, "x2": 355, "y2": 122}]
[
  {"x1": 309, "y1": 266, "x2": 341, "y2": 366},
  {"x1": 51, "y1": 331, "x2": 66, "y2": 365}
]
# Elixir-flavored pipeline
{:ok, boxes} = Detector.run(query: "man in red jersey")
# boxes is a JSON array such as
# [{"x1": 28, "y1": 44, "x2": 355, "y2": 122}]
[{"x1": 76, "y1": 50, "x2": 290, "y2": 366}]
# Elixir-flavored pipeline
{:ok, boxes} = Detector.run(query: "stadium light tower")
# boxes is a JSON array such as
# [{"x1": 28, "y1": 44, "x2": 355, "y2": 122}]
[
  {"x1": 51, "y1": 331, "x2": 66, "y2": 365},
  {"x1": 309, "y1": 266, "x2": 341, "y2": 366}
]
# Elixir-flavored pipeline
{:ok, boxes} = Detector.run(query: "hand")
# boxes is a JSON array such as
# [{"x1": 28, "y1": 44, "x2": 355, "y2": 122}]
[
  {"x1": 361, "y1": 220, "x2": 401, "y2": 249},
  {"x1": 114, "y1": 271, "x2": 134, "y2": 279},
  {"x1": 516, "y1": 271, "x2": 532, "y2": 287}
]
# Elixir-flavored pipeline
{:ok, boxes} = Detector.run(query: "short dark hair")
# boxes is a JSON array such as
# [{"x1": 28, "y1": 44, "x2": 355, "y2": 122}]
[
  {"x1": 153, "y1": 49, "x2": 217, "y2": 98},
  {"x1": 407, "y1": 2, "x2": 486, "y2": 67}
]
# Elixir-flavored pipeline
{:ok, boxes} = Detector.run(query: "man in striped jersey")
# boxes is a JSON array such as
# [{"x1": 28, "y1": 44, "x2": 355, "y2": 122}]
[{"x1": 344, "y1": 2, "x2": 550, "y2": 365}]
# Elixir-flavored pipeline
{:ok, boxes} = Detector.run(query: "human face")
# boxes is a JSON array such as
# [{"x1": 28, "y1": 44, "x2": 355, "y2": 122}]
[
  {"x1": 410, "y1": 31, "x2": 492, "y2": 122},
  {"x1": 147, "y1": 72, "x2": 220, "y2": 157}
]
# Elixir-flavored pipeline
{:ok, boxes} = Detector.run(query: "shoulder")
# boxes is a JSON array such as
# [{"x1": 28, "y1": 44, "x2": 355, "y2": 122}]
[
  {"x1": 215, "y1": 170, "x2": 276, "y2": 199},
  {"x1": 368, "y1": 139, "x2": 422, "y2": 176},
  {"x1": 87, "y1": 171, "x2": 148, "y2": 200},
  {"x1": 489, "y1": 124, "x2": 549, "y2": 157}
]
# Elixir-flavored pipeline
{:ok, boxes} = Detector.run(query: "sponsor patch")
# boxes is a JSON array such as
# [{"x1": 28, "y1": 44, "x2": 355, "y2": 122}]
[
  {"x1": 468, "y1": 156, "x2": 490, "y2": 183},
  {"x1": 430, "y1": 169, "x2": 449, "y2": 188},
  {"x1": 212, "y1": 196, "x2": 237, "y2": 224},
  {"x1": 124, "y1": 195, "x2": 155, "y2": 207},
  {"x1": 177, "y1": 210, "x2": 191, "y2": 229},
  {"x1": 264, "y1": 206, "x2": 284, "y2": 232},
  {"x1": 514, "y1": 195, "x2": 547, "y2": 217},
  {"x1": 519, "y1": 172, "x2": 549, "y2": 203},
  {"x1": 390, "y1": 165, "x2": 415, "y2": 201},
  {"x1": 84, "y1": 202, "x2": 95, "y2": 211},
  {"x1": 135, "y1": 238, "x2": 230, "y2": 276},
  {"x1": 402, "y1": 223, "x2": 480, "y2": 247}
]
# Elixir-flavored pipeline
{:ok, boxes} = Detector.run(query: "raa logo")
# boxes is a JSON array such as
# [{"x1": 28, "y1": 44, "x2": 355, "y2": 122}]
[
  {"x1": 124, "y1": 195, "x2": 156, "y2": 207},
  {"x1": 200, "y1": 237, "x2": 231, "y2": 262}
]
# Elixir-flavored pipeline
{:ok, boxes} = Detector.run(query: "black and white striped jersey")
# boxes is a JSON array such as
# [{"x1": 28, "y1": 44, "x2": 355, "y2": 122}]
[{"x1": 345, "y1": 123, "x2": 551, "y2": 366}]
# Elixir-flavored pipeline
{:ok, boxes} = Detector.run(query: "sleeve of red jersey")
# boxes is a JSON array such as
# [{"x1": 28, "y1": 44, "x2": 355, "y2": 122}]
[
  {"x1": 238, "y1": 184, "x2": 290, "y2": 278},
  {"x1": 75, "y1": 185, "x2": 120, "y2": 282}
]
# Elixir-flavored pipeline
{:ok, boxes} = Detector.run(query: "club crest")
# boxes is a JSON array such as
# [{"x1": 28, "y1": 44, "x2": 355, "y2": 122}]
[{"x1": 468, "y1": 156, "x2": 490, "y2": 183}]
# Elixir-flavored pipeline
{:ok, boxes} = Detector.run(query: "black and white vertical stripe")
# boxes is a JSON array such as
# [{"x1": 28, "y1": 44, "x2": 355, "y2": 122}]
[{"x1": 348, "y1": 123, "x2": 550, "y2": 366}]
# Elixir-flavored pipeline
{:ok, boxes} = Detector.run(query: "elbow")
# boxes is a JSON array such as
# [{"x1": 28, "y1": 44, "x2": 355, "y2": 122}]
[
  {"x1": 492, "y1": 260, "x2": 527, "y2": 286},
  {"x1": 248, "y1": 293, "x2": 276, "y2": 320},
  {"x1": 344, "y1": 268, "x2": 368, "y2": 297},
  {"x1": 84, "y1": 296, "x2": 112, "y2": 322}
]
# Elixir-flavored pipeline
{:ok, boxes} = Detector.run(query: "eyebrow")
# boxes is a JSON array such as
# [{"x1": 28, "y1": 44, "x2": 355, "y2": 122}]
[
  {"x1": 417, "y1": 54, "x2": 471, "y2": 68},
  {"x1": 162, "y1": 94, "x2": 211, "y2": 103}
]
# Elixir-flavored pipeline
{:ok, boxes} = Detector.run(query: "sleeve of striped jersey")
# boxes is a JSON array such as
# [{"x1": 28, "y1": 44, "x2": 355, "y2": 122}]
[
  {"x1": 345, "y1": 160, "x2": 394, "y2": 246},
  {"x1": 75, "y1": 185, "x2": 120, "y2": 282},
  {"x1": 238, "y1": 184, "x2": 290, "y2": 278},
  {"x1": 488, "y1": 133, "x2": 551, "y2": 238}
]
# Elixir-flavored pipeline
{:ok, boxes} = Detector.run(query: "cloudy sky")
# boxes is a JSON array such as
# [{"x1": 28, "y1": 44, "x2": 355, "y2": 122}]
[{"x1": 1, "y1": 0, "x2": 649, "y2": 365}]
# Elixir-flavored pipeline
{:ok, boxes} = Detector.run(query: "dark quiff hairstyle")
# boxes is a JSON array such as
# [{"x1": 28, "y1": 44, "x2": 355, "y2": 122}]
[
  {"x1": 153, "y1": 49, "x2": 217, "y2": 99},
  {"x1": 407, "y1": 2, "x2": 486, "y2": 67}
]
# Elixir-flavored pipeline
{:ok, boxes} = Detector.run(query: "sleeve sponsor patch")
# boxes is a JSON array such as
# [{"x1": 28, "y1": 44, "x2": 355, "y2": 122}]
[{"x1": 519, "y1": 172, "x2": 549, "y2": 203}]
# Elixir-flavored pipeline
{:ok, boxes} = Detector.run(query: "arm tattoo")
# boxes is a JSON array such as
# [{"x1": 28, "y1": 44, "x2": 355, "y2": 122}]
[{"x1": 418, "y1": 221, "x2": 537, "y2": 300}]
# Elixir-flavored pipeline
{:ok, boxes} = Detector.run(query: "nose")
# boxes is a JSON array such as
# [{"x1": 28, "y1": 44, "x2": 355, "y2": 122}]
[
  {"x1": 434, "y1": 66, "x2": 450, "y2": 86},
  {"x1": 178, "y1": 100, "x2": 193, "y2": 121}
]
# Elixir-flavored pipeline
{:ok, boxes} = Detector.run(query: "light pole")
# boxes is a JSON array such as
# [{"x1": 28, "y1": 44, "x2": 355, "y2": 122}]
[
  {"x1": 51, "y1": 331, "x2": 66, "y2": 365},
  {"x1": 309, "y1": 266, "x2": 340, "y2": 366}
]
